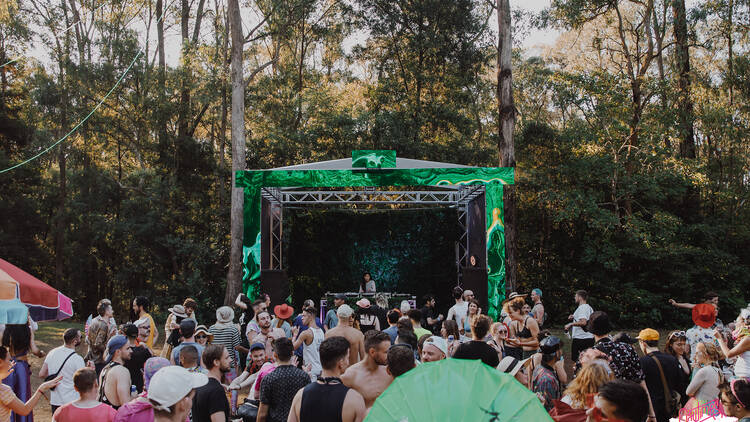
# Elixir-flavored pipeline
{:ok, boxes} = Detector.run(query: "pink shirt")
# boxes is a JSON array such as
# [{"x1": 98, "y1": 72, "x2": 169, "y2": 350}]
[
  {"x1": 253, "y1": 362, "x2": 278, "y2": 398},
  {"x1": 53, "y1": 402, "x2": 117, "y2": 422}
]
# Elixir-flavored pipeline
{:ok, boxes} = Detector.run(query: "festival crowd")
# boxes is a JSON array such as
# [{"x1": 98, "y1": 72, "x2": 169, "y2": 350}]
[{"x1": 0, "y1": 286, "x2": 749, "y2": 422}]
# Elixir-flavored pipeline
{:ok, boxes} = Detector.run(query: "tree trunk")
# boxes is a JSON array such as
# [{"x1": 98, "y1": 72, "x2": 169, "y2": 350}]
[
  {"x1": 727, "y1": 0, "x2": 733, "y2": 106},
  {"x1": 225, "y1": 0, "x2": 245, "y2": 305},
  {"x1": 497, "y1": 0, "x2": 517, "y2": 295},
  {"x1": 672, "y1": 0, "x2": 695, "y2": 158},
  {"x1": 652, "y1": 2, "x2": 671, "y2": 150},
  {"x1": 156, "y1": 0, "x2": 168, "y2": 161}
]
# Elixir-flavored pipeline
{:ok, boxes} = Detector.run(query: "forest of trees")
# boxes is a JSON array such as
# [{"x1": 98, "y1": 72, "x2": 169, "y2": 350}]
[{"x1": 1, "y1": 0, "x2": 748, "y2": 326}]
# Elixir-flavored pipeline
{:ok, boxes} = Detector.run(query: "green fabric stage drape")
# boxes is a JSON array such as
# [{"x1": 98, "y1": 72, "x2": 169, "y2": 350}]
[{"x1": 236, "y1": 166, "x2": 513, "y2": 318}]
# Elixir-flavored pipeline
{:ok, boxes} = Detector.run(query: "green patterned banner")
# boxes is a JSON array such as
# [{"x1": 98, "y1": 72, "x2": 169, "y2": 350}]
[
  {"x1": 352, "y1": 150, "x2": 397, "y2": 168},
  {"x1": 236, "y1": 165, "x2": 514, "y2": 317}
]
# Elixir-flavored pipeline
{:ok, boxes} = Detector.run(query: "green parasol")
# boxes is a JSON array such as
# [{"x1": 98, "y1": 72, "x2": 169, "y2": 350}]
[{"x1": 366, "y1": 359, "x2": 552, "y2": 421}]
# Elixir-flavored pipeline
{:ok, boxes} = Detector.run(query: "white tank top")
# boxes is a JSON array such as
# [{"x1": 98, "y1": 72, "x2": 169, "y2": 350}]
[
  {"x1": 734, "y1": 349, "x2": 750, "y2": 378},
  {"x1": 303, "y1": 327, "x2": 324, "y2": 380}
]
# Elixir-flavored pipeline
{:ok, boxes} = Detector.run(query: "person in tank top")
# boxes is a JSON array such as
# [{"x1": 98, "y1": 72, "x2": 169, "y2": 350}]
[
  {"x1": 292, "y1": 307, "x2": 325, "y2": 381},
  {"x1": 288, "y1": 336, "x2": 367, "y2": 422}
]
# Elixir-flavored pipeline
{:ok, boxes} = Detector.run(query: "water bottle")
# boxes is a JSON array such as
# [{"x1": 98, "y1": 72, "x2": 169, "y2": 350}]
[
  {"x1": 131, "y1": 385, "x2": 137, "y2": 396},
  {"x1": 448, "y1": 335, "x2": 454, "y2": 342}
]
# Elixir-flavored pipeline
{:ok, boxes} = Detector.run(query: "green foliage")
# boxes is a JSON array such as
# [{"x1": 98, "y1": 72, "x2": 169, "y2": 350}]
[{"x1": 0, "y1": 0, "x2": 749, "y2": 328}]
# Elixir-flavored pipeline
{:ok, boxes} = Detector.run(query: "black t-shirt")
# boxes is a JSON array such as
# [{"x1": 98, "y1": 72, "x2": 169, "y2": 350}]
[
  {"x1": 420, "y1": 306, "x2": 439, "y2": 334},
  {"x1": 124, "y1": 345, "x2": 151, "y2": 393},
  {"x1": 260, "y1": 365, "x2": 310, "y2": 422},
  {"x1": 372, "y1": 305, "x2": 388, "y2": 331},
  {"x1": 640, "y1": 351, "x2": 682, "y2": 422},
  {"x1": 192, "y1": 378, "x2": 230, "y2": 422},
  {"x1": 453, "y1": 340, "x2": 500, "y2": 368}
]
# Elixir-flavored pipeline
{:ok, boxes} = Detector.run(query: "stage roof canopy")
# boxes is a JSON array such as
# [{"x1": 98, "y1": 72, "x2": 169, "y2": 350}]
[{"x1": 272, "y1": 157, "x2": 471, "y2": 171}]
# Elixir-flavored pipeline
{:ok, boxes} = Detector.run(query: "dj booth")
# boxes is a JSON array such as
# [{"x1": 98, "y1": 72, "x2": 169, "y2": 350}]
[{"x1": 319, "y1": 292, "x2": 416, "y2": 321}]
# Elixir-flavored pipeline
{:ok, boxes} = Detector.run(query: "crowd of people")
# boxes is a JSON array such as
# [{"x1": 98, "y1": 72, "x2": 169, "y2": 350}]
[{"x1": 0, "y1": 288, "x2": 749, "y2": 422}]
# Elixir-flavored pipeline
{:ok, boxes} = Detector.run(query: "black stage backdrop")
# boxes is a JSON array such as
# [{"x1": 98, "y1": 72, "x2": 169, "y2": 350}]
[{"x1": 285, "y1": 208, "x2": 460, "y2": 313}]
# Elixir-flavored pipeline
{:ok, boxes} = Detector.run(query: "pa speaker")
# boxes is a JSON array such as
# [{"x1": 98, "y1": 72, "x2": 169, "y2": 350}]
[
  {"x1": 462, "y1": 267, "x2": 488, "y2": 311},
  {"x1": 259, "y1": 269, "x2": 289, "y2": 307}
]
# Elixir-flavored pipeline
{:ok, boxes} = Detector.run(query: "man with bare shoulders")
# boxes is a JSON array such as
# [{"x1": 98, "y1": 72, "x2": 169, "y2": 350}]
[
  {"x1": 97, "y1": 335, "x2": 134, "y2": 410},
  {"x1": 341, "y1": 331, "x2": 392, "y2": 408},
  {"x1": 325, "y1": 305, "x2": 365, "y2": 365},
  {"x1": 288, "y1": 336, "x2": 367, "y2": 422}
]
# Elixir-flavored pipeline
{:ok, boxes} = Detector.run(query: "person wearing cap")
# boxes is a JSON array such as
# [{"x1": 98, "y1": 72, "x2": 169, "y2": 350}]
[
  {"x1": 131, "y1": 296, "x2": 158, "y2": 349},
  {"x1": 170, "y1": 319, "x2": 204, "y2": 367},
  {"x1": 194, "y1": 325, "x2": 213, "y2": 346},
  {"x1": 192, "y1": 344, "x2": 232, "y2": 422},
  {"x1": 719, "y1": 378, "x2": 750, "y2": 421},
  {"x1": 52, "y1": 367, "x2": 117, "y2": 422},
  {"x1": 531, "y1": 335, "x2": 563, "y2": 411},
  {"x1": 39, "y1": 328, "x2": 85, "y2": 414},
  {"x1": 530, "y1": 288, "x2": 545, "y2": 327},
  {"x1": 122, "y1": 323, "x2": 152, "y2": 394},
  {"x1": 421, "y1": 336, "x2": 447, "y2": 362},
  {"x1": 325, "y1": 305, "x2": 365, "y2": 365},
  {"x1": 685, "y1": 303, "x2": 720, "y2": 361},
  {"x1": 565, "y1": 289, "x2": 595, "y2": 363},
  {"x1": 341, "y1": 331, "x2": 392, "y2": 408},
  {"x1": 97, "y1": 335, "x2": 134, "y2": 410},
  {"x1": 354, "y1": 298, "x2": 380, "y2": 334},
  {"x1": 446, "y1": 286, "x2": 468, "y2": 333},
  {"x1": 150, "y1": 365, "x2": 208, "y2": 422},
  {"x1": 229, "y1": 342, "x2": 271, "y2": 391},
  {"x1": 498, "y1": 356, "x2": 531, "y2": 386},
  {"x1": 324, "y1": 294, "x2": 346, "y2": 331},
  {"x1": 637, "y1": 328, "x2": 681, "y2": 422}
]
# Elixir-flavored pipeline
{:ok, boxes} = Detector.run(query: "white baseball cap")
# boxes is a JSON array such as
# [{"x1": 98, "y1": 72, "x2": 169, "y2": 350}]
[
  {"x1": 337, "y1": 304, "x2": 354, "y2": 318},
  {"x1": 147, "y1": 365, "x2": 208, "y2": 411},
  {"x1": 423, "y1": 336, "x2": 448, "y2": 357}
]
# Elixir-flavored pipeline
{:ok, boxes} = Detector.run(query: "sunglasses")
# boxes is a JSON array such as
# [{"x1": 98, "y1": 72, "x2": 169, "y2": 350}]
[
  {"x1": 668, "y1": 331, "x2": 686, "y2": 340},
  {"x1": 195, "y1": 335, "x2": 208, "y2": 340}
]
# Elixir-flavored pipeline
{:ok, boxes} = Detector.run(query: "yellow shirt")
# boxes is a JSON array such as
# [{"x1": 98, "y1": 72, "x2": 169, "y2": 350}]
[{"x1": 144, "y1": 312, "x2": 157, "y2": 349}]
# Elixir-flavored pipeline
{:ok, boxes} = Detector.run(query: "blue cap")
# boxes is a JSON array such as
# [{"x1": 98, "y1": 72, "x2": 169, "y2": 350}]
[
  {"x1": 105, "y1": 335, "x2": 129, "y2": 363},
  {"x1": 250, "y1": 342, "x2": 266, "y2": 352}
]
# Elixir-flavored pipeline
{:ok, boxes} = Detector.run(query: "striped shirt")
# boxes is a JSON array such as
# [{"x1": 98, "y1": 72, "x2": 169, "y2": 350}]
[{"x1": 208, "y1": 324, "x2": 241, "y2": 366}]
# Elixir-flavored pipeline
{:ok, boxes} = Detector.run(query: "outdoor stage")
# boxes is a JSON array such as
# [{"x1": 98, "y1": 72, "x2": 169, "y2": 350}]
[{"x1": 235, "y1": 150, "x2": 514, "y2": 318}]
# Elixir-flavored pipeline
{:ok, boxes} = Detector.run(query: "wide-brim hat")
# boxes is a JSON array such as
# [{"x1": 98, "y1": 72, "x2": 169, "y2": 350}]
[
  {"x1": 501, "y1": 292, "x2": 527, "y2": 305},
  {"x1": 274, "y1": 303, "x2": 294, "y2": 320},
  {"x1": 497, "y1": 356, "x2": 530, "y2": 376},
  {"x1": 693, "y1": 303, "x2": 717, "y2": 328},
  {"x1": 356, "y1": 298, "x2": 371, "y2": 309},
  {"x1": 216, "y1": 306, "x2": 235, "y2": 324},
  {"x1": 168, "y1": 304, "x2": 188, "y2": 318},
  {"x1": 194, "y1": 325, "x2": 213, "y2": 341}
]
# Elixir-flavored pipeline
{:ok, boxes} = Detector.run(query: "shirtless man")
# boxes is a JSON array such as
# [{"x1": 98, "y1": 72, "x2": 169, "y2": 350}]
[
  {"x1": 97, "y1": 335, "x2": 134, "y2": 409},
  {"x1": 251, "y1": 310, "x2": 286, "y2": 357},
  {"x1": 325, "y1": 304, "x2": 365, "y2": 365},
  {"x1": 341, "y1": 330, "x2": 392, "y2": 408}
]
